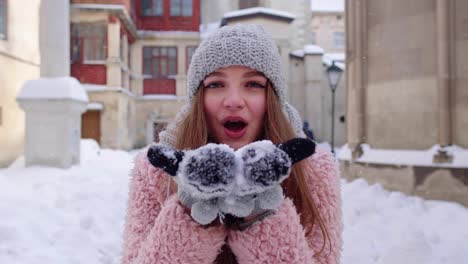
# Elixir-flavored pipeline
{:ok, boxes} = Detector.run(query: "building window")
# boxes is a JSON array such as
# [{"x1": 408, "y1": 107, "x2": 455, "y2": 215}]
[
  {"x1": 333, "y1": 32, "x2": 345, "y2": 49},
  {"x1": 170, "y1": 0, "x2": 192, "y2": 16},
  {"x1": 143, "y1": 46, "x2": 177, "y2": 78},
  {"x1": 71, "y1": 23, "x2": 107, "y2": 63},
  {"x1": 311, "y1": 32, "x2": 316, "y2": 45},
  {"x1": 0, "y1": 0, "x2": 6, "y2": 39},
  {"x1": 186, "y1": 45, "x2": 197, "y2": 71},
  {"x1": 239, "y1": 0, "x2": 259, "y2": 9},
  {"x1": 142, "y1": 0, "x2": 163, "y2": 16}
]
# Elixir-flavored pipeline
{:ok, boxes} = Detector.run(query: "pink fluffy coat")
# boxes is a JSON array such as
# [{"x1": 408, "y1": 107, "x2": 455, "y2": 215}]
[{"x1": 121, "y1": 148, "x2": 342, "y2": 264}]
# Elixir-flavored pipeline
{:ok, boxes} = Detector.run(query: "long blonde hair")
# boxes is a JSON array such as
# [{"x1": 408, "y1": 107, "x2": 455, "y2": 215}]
[{"x1": 174, "y1": 83, "x2": 330, "y2": 262}]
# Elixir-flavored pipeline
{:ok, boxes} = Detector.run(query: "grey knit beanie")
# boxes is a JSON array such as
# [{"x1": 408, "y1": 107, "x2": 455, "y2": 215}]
[{"x1": 159, "y1": 24, "x2": 305, "y2": 147}]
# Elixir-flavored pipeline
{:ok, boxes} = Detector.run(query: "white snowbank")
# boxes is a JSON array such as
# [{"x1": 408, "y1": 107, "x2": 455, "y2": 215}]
[
  {"x1": 0, "y1": 140, "x2": 467, "y2": 263},
  {"x1": 341, "y1": 178, "x2": 468, "y2": 264},
  {"x1": 0, "y1": 140, "x2": 132, "y2": 263}
]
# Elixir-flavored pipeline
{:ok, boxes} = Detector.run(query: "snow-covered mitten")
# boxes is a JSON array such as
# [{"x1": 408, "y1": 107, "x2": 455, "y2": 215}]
[
  {"x1": 218, "y1": 138, "x2": 315, "y2": 218},
  {"x1": 147, "y1": 143, "x2": 237, "y2": 225},
  {"x1": 147, "y1": 138, "x2": 315, "y2": 226}
]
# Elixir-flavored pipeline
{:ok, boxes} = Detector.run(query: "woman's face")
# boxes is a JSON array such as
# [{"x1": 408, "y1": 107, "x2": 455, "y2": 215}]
[{"x1": 203, "y1": 65, "x2": 267, "y2": 150}]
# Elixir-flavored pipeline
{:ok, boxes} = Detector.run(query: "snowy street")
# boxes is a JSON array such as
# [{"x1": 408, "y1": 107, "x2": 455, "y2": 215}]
[{"x1": 0, "y1": 140, "x2": 467, "y2": 264}]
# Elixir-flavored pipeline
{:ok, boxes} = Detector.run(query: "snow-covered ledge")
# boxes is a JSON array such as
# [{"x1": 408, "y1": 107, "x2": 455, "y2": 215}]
[
  {"x1": 338, "y1": 144, "x2": 468, "y2": 169},
  {"x1": 17, "y1": 77, "x2": 88, "y2": 169},
  {"x1": 338, "y1": 144, "x2": 468, "y2": 207}
]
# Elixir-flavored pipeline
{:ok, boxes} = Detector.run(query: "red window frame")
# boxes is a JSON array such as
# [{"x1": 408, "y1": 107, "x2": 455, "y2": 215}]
[
  {"x1": 170, "y1": 0, "x2": 193, "y2": 17},
  {"x1": 142, "y1": 0, "x2": 163, "y2": 16},
  {"x1": 70, "y1": 23, "x2": 107, "y2": 63},
  {"x1": 143, "y1": 46, "x2": 178, "y2": 78}
]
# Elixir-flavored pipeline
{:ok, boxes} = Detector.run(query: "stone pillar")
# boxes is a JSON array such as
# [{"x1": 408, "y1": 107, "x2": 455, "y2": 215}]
[
  {"x1": 107, "y1": 22, "x2": 122, "y2": 87},
  {"x1": 39, "y1": 0, "x2": 70, "y2": 77},
  {"x1": 176, "y1": 45, "x2": 187, "y2": 97},
  {"x1": 17, "y1": 78, "x2": 88, "y2": 168},
  {"x1": 131, "y1": 43, "x2": 144, "y2": 96},
  {"x1": 303, "y1": 47, "x2": 324, "y2": 140},
  {"x1": 346, "y1": 0, "x2": 367, "y2": 158}
]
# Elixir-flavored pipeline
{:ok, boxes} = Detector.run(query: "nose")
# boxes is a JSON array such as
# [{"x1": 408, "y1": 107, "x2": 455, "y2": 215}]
[{"x1": 223, "y1": 87, "x2": 245, "y2": 110}]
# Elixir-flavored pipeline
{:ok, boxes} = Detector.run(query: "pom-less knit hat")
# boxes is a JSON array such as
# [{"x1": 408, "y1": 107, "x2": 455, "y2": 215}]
[{"x1": 159, "y1": 24, "x2": 305, "y2": 147}]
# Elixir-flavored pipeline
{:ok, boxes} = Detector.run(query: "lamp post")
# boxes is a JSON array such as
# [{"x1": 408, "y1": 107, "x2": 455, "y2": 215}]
[{"x1": 326, "y1": 61, "x2": 343, "y2": 155}]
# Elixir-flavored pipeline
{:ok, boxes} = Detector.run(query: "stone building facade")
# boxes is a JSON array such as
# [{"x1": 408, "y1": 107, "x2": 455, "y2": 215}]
[
  {"x1": 342, "y1": 0, "x2": 468, "y2": 206},
  {"x1": 0, "y1": 0, "x2": 70, "y2": 167},
  {"x1": 70, "y1": 0, "x2": 200, "y2": 149},
  {"x1": 310, "y1": 0, "x2": 345, "y2": 53},
  {"x1": 0, "y1": 0, "x2": 347, "y2": 167}
]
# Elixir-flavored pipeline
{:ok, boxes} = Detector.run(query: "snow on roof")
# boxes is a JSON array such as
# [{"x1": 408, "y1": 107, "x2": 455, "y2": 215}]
[
  {"x1": 87, "y1": 102, "x2": 104, "y2": 111},
  {"x1": 71, "y1": 3, "x2": 124, "y2": 11},
  {"x1": 17, "y1": 77, "x2": 88, "y2": 102},
  {"x1": 290, "y1": 47, "x2": 345, "y2": 70},
  {"x1": 291, "y1": 45, "x2": 324, "y2": 57},
  {"x1": 304, "y1": 44, "x2": 325, "y2": 54},
  {"x1": 323, "y1": 52, "x2": 345, "y2": 70},
  {"x1": 139, "y1": 94, "x2": 178, "y2": 100},
  {"x1": 223, "y1": 7, "x2": 295, "y2": 20},
  {"x1": 310, "y1": 0, "x2": 344, "y2": 12},
  {"x1": 138, "y1": 30, "x2": 199, "y2": 39},
  {"x1": 339, "y1": 144, "x2": 468, "y2": 168},
  {"x1": 325, "y1": 52, "x2": 345, "y2": 62}
]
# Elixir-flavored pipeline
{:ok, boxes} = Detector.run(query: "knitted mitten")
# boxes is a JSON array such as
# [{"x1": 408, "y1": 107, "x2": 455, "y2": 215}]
[{"x1": 147, "y1": 138, "x2": 315, "y2": 226}]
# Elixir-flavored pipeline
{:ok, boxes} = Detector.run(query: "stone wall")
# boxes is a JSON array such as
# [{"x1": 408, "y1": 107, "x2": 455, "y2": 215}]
[
  {"x1": 341, "y1": 161, "x2": 468, "y2": 207},
  {"x1": 0, "y1": 0, "x2": 41, "y2": 167}
]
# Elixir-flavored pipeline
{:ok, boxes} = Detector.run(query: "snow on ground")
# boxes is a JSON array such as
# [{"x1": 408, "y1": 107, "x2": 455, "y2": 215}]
[
  {"x1": 0, "y1": 140, "x2": 467, "y2": 264},
  {"x1": 0, "y1": 140, "x2": 133, "y2": 264}
]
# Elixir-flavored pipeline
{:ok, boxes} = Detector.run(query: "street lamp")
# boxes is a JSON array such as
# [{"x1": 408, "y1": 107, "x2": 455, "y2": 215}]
[{"x1": 326, "y1": 61, "x2": 343, "y2": 155}]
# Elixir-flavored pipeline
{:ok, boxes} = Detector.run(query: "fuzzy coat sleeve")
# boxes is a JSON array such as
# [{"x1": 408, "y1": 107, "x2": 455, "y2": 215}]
[
  {"x1": 227, "y1": 148, "x2": 342, "y2": 264},
  {"x1": 304, "y1": 148, "x2": 342, "y2": 263},
  {"x1": 120, "y1": 150, "x2": 226, "y2": 264}
]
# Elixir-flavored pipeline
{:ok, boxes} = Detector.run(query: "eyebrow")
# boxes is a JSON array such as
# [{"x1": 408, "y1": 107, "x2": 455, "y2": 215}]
[
  {"x1": 205, "y1": 71, "x2": 226, "y2": 78},
  {"x1": 205, "y1": 70, "x2": 265, "y2": 78},
  {"x1": 243, "y1": 71, "x2": 266, "y2": 78}
]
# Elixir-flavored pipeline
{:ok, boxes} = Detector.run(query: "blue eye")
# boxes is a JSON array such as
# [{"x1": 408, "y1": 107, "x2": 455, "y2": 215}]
[
  {"x1": 246, "y1": 81, "x2": 266, "y2": 88},
  {"x1": 204, "y1": 82, "x2": 223, "y2": 89}
]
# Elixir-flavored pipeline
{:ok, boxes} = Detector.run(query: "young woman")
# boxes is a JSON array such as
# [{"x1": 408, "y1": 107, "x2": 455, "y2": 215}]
[{"x1": 121, "y1": 24, "x2": 342, "y2": 264}]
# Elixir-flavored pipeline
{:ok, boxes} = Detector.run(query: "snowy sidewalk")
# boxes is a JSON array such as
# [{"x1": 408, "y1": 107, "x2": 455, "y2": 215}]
[{"x1": 0, "y1": 140, "x2": 467, "y2": 264}]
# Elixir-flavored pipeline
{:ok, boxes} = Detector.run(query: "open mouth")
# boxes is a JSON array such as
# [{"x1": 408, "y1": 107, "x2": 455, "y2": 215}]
[
  {"x1": 224, "y1": 120, "x2": 247, "y2": 132},
  {"x1": 222, "y1": 118, "x2": 248, "y2": 139}
]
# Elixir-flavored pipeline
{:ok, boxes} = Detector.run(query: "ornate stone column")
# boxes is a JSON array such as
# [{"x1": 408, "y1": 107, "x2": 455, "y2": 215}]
[
  {"x1": 345, "y1": 0, "x2": 367, "y2": 159},
  {"x1": 434, "y1": 0, "x2": 454, "y2": 163}
]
